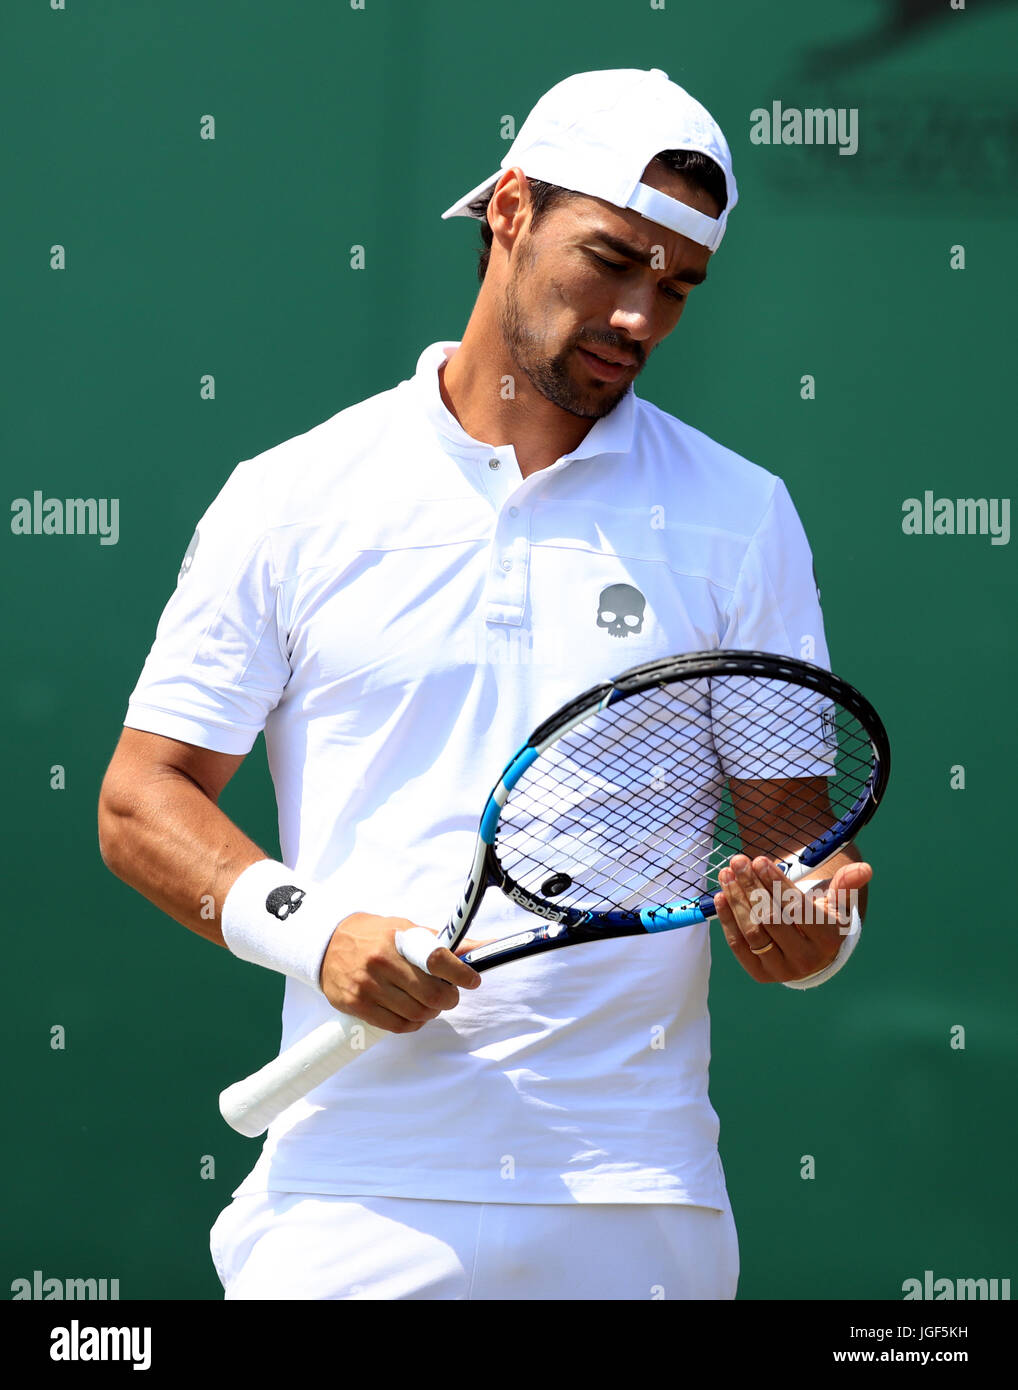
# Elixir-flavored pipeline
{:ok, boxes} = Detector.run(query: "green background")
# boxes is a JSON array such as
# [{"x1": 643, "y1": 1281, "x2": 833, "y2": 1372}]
[{"x1": 2, "y1": 0, "x2": 1015, "y2": 1300}]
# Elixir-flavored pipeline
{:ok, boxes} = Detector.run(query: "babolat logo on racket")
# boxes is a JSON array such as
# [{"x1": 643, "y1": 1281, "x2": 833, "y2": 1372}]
[
  {"x1": 265, "y1": 885, "x2": 306, "y2": 920},
  {"x1": 505, "y1": 886, "x2": 568, "y2": 921}
]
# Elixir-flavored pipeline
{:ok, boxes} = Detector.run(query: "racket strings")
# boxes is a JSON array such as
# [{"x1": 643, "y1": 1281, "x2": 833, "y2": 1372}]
[
  {"x1": 520, "y1": 687, "x2": 721, "y2": 899},
  {"x1": 495, "y1": 675, "x2": 875, "y2": 912}
]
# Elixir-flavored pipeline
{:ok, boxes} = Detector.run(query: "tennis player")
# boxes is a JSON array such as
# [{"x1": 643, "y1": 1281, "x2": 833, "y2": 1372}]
[{"x1": 99, "y1": 68, "x2": 873, "y2": 1300}]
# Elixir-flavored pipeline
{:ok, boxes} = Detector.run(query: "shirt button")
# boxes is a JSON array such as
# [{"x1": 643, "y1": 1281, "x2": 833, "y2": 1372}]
[
  {"x1": 488, "y1": 458, "x2": 500, "y2": 470},
  {"x1": 501, "y1": 559, "x2": 512, "y2": 571},
  {"x1": 508, "y1": 506, "x2": 519, "y2": 517}
]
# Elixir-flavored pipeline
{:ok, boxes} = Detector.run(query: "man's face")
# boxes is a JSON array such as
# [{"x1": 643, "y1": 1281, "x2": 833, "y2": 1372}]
[{"x1": 497, "y1": 163, "x2": 720, "y2": 420}]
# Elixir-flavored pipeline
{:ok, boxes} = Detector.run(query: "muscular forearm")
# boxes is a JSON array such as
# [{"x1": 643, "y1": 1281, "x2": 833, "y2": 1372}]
[
  {"x1": 98, "y1": 760, "x2": 267, "y2": 947},
  {"x1": 98, "y1": 733, "x2": 482, "y2": 1028}
]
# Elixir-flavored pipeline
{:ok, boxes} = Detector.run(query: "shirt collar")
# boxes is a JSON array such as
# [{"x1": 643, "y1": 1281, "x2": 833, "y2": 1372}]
[{"x1": 411, "y1": 341, "x2": 636, "y2": 464}]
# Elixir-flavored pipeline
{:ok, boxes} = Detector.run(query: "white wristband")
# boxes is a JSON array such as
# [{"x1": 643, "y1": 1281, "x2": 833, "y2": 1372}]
[
  {"x1": 221, "y1": 860, "x2": 345, "y2": 993},
  {"x1": 782, "y1": 879, "x2": 862, "y2": 990}
]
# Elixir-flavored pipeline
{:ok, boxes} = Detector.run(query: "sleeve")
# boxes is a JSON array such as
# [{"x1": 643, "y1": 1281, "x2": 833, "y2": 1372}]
[
  {"x1": 123, "y1": 459, "x2": 290, "y2": 755},
  {"x1": 714, "y1": 479, "x2": 833, "y2": 778},
  {"x1": 719, "y1": 478, "x2": 862, "y2": 990},
  {"x1": 719, "y1": 477, "x2": 829, "y2": 668}
]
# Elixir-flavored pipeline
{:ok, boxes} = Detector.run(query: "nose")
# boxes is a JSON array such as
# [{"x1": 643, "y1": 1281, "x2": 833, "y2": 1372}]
[{"x1": 608, "y1": 299, "x2": 654, "y2": 344}]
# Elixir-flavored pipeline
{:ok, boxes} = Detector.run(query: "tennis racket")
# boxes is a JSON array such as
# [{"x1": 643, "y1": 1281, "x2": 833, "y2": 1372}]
[{"x1": 220, "y1": 648, "x2": 890, "y2": 1136}]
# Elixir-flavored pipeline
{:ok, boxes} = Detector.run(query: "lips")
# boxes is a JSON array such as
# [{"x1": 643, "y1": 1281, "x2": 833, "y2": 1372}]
[
  {"x1": 576, "y1": 345, "x2": 638, "y2": 383},
  {"x1": 581, "y1": 346, "x2": 636, "y2": 367}
]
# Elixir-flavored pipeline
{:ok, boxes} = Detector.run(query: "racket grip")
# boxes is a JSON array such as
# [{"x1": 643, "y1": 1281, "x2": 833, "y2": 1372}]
[{"x1": 218, "y1": 1014, "x2": 389, "y2": 1137}]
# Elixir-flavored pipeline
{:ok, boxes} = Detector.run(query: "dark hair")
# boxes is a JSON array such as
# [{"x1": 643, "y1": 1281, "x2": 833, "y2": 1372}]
[{"x1": 466, "y1": 149, "x2": 728, "y2": 284}]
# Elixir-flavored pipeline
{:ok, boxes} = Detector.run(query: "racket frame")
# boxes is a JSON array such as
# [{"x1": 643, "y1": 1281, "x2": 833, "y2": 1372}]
[{"x1": 451, "y1": 649, "x2": 890, "y2": 969}]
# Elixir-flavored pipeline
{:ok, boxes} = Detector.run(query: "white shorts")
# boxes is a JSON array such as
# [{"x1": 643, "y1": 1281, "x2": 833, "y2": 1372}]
[{"x1": 210, "y1": 1191, "x2": 740, "y2": 1300}]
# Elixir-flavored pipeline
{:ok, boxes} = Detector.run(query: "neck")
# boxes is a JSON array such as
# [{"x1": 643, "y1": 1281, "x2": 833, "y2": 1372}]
[{"x1": 440, "y1": 305, "x2": 597, "y2": 478}]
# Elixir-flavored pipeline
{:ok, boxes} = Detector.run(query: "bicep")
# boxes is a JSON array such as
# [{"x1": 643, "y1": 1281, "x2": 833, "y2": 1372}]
[{"x1": 102, "y1": 728, "x2": 246, "y2": 806}]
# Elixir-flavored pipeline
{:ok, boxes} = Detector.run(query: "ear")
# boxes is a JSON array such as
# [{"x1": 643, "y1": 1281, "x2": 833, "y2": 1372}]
[{"x1": 488, "y1": 168, "x2": 530, "y2": 253}]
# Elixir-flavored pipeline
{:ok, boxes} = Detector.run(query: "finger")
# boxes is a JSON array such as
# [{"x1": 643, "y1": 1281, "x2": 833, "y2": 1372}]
[
  {"x1": 381, "y1": 949, "x2": 460, "y2": 1016},
  {"x1": 719, "y1": 858, "x2": 844, "y2": 983},
  {"x1": 747, "y1": 856, "x2": 811, "y2": 941},
  {"x1": 749, "y1": 857, "x2": 842, "y2": 976},
  {"x1": 336, "y1": 997, "x2": 436, "y2": 1035},
  {"x1": 723, "y1": 855, "x2": 774, "y2": 922},
  {"x1": 824, "y1": 861, "x2": 872, "y2": 920},
  {"x1": 395, "y1": 926, "x2": 443, "y2": 973},
  {"x1": 713, "y1": 888, "x2": 775, "y2": 982},
  {"x1": 427, "y1": 945, "x2": 482, "y2": 989},
  {"x1": 827, "y1": 860, "x2": 873, "y2": 890},
  {"x1": 382, "y1": 976, "x2": 458, "y2": 1022},
  {"x1": 721, "y1": 859, "x2": 783, "y2": 970},
  {"x1": 750, "y1": 856, "x2": 838, "y2": 949},
  {"x1": 395, "y1": 926, "x2": 482, "y2": 989}
]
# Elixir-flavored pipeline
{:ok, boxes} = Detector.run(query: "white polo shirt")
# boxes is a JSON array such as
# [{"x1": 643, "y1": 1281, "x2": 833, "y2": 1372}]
[{"x1": 125, "y1": 341, "x2": 828, "y2": 1207}]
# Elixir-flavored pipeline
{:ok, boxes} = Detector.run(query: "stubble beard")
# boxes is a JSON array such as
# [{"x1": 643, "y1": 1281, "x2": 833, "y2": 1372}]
[{"x1": 498, "y1": 259, "x2": 632, "y2": 422}]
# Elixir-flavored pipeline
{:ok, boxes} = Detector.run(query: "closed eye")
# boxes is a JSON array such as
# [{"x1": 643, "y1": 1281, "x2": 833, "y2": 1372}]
[{"x1": 590, "y1": 252, "x2": 687, "y2": 302}]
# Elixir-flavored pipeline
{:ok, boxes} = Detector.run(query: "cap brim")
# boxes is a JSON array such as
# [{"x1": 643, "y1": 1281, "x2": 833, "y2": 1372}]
[{"x1": 441, "y1": 170, "x2": 502, "y2": 221}]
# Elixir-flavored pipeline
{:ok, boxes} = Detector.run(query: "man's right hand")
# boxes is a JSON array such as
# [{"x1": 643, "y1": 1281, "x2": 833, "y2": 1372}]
[{"x1": 319, "y1": 913, "x2": 483, "y2": 1033}]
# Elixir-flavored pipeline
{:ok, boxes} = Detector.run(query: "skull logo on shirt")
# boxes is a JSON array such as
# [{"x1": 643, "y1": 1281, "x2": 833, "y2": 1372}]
[{"x1": 596, "y1": 584, "x2": 646, "y2": 638}]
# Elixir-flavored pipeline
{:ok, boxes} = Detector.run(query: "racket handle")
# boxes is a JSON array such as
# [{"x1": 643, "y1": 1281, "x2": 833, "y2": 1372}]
[{"x1": 218, "y1": 1014, "x2": 389, "y2": 1137}]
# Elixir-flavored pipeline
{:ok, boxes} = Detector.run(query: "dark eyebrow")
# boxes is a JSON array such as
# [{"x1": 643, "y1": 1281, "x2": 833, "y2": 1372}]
[{"x1": 590, "y1": 230, "x2": 709, "y2": 286}]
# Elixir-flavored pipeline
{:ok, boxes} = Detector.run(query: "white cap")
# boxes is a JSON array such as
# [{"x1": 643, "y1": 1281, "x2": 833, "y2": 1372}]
[{"x1": 441, "y1": 68, "x2": 738, "y2": 253}]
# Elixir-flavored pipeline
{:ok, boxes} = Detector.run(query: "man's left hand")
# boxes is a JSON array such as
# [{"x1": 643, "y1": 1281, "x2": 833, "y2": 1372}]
[{"x1": 714, "y1": 854, "x2": 872, "y2": 983}]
